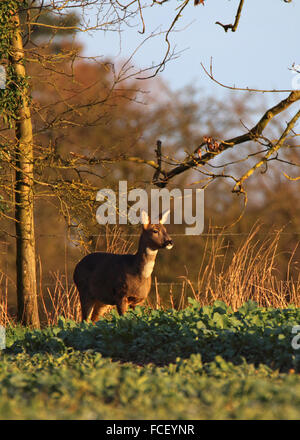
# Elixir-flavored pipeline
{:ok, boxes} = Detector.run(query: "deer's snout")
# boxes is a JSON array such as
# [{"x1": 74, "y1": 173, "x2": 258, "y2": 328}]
[{"x1": 164, "y1": 239, "x2": 173, "y2": 250}]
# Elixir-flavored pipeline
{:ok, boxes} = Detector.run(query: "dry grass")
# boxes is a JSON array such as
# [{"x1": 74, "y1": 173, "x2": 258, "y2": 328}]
[
  {"x1": 170, "y1": 224, "x2": 300, "y2": 311},
  {"x1": 0, "y1": 272, "x2": 14, "y2": 327},
  {"x1": 39, "y1": 270, "x2": 82, "y2": 326},
  {"x1": 1, "y1": 224, "x2": 300, "y2": 327}
]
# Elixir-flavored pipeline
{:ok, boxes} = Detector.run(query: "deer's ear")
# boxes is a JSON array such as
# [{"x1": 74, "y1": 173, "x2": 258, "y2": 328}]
[
  {"x1": 160, "y1": 209, "x2": 170, "y2": 225},
  {"x1": 141, "y1": 210, "x2": 150, "y2": 228}
]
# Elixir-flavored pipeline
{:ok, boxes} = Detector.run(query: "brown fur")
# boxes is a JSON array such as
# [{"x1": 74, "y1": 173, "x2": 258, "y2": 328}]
[{"x1": 73, "y1": 214, "x2": 173, "y2": 322}]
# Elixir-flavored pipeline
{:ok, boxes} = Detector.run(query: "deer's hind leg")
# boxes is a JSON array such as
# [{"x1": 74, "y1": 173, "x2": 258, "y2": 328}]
[
  {"x1": 90, "y1": 300, "x2": 111, "y2": 322},
  {"x1": 75, "y1": 281, "x2": 94, "y2": 322},
  {"x1": 80, "y1": 297, "x2": 95, "y2": 322}
]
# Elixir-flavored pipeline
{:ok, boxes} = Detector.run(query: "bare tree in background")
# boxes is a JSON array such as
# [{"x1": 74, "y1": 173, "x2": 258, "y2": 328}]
[{"x1": 0, "y1": 0, "x2": 174, "y2": 327}]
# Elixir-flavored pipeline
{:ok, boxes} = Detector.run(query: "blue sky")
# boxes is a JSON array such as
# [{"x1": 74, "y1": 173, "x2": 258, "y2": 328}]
[{"x1": 78, "y1": 0, "x2": 300, "y2": 98}]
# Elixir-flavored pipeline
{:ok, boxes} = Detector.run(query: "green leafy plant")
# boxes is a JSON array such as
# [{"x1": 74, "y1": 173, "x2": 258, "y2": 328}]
[{"x1": 2, "y1": 302, "x2": 300, "y2": 419}]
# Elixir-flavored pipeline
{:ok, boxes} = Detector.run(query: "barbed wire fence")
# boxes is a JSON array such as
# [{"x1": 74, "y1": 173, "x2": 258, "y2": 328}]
[
  {"x1": 1, "y1": 229, "x2": 300, "y2": 289},
  {"x1": 1, "y1": 228, "x2": 300, "y2": 323}
]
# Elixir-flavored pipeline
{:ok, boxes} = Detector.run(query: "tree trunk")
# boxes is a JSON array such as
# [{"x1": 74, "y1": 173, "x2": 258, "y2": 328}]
[{"x1": 11, "y1": 12, "x2": 40, "y2": 327}]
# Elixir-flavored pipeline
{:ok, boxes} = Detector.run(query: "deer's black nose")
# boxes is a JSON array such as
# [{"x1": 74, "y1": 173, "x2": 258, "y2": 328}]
[{"x1": 164, "y1": 240, "x2": 173, "y2": 249}]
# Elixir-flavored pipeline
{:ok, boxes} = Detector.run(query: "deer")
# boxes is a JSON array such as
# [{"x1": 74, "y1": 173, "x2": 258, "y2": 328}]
[{"x1": 73, "y1": 210, "x2": 173, "y2": 322}]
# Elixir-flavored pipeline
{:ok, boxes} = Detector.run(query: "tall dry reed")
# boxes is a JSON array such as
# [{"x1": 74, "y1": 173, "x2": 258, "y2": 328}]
[{"x1": 174, "y1": 224, "x2": 300, "y2": 310}]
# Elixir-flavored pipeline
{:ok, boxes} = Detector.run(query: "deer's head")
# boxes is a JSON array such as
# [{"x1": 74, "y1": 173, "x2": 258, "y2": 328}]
[{"x1": 140, "y1": 210, "x2": 173, "y2": 251}]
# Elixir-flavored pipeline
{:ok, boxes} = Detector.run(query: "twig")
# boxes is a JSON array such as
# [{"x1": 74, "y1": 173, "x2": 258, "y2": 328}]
[
  {"x1": 216, "y1": 0, "x2": 244, "y2": 32},
  {"x1": 201, "y1": 59, "x2": 294, "y2": 93}
]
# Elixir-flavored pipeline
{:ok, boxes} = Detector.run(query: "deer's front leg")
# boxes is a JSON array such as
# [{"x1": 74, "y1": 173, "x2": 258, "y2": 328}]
[{"x1": 116, "y1": 296, "x2": 129, "y2": 316}]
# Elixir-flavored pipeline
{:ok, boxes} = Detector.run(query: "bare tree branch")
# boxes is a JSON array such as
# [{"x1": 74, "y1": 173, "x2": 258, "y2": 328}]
[
  {"x1": 133, "y1": 91, "x2": 300, "y2": 186},
  {"x1": 233, "y1": 108, "x2": 300, "y2": 192}
]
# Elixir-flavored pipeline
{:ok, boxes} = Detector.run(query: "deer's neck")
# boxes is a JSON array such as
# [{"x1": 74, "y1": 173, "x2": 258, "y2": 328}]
[{"x1": 136, "y1": 239, "x2": 158, "y2": 279}]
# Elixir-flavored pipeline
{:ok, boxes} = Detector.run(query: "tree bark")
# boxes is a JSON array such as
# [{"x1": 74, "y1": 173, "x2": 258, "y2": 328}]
[{"x1": 11, "y1": 12, "x2": 40, "y2": 327}]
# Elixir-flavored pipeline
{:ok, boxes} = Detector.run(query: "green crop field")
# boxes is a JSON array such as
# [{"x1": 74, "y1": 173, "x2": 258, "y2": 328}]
[{"x1": 1, "y1": 300, "x2": 300, "y2": 420}]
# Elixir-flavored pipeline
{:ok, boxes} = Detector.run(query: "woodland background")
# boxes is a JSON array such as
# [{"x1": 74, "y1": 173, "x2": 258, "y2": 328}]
[{"x1": 0, "y1": 0, "x2": 300, "y2": 325}]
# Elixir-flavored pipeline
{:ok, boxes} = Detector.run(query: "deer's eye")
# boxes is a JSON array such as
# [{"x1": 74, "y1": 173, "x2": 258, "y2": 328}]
[{"x1": 152, "y1": 229, "x2": 159, "y2": 234}]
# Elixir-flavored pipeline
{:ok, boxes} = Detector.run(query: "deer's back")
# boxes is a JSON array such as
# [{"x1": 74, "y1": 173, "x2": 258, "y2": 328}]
[
  {"x1": 74, "y1": 252, "x2": 136, "y2": 283},
  {"x1": 73, "y1": 251, "x2": 150, "y2": 304}
]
